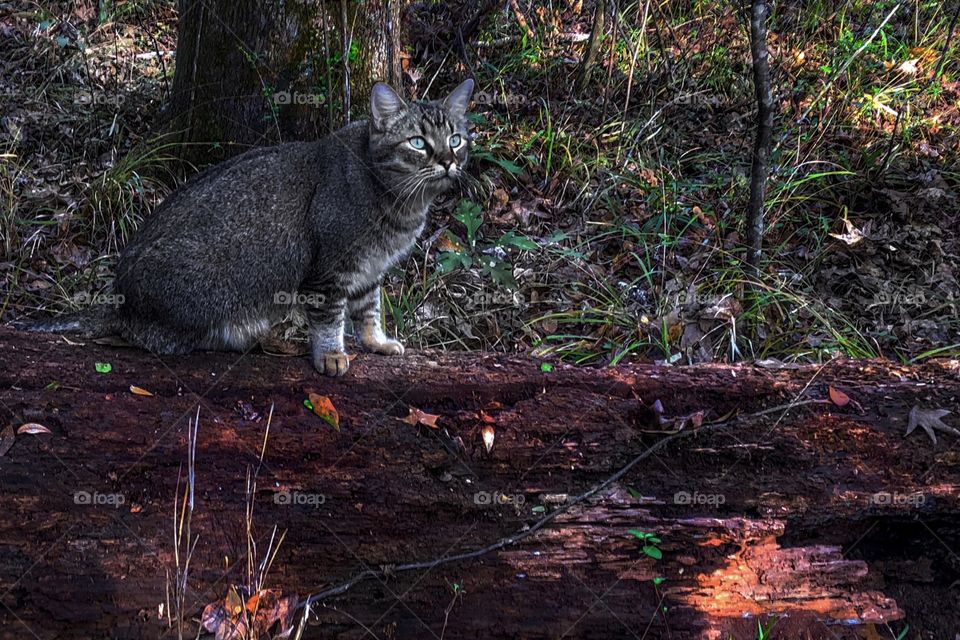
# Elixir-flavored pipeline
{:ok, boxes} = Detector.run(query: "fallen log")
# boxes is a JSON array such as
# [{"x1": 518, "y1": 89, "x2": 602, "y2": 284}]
[{"x1": 0, "y1": 326, "x2": 958, "y2": 639}]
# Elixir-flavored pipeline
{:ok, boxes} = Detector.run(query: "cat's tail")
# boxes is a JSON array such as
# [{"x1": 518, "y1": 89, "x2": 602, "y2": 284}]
[{"x1": 12, "y1": 308, "x2": 118, "y2": 336}]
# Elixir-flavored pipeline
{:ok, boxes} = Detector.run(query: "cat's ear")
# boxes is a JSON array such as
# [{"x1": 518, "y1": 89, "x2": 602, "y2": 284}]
[
  {"x1": 443, "y1": 79, "x2": 474, "y2": 119},
  {"x1": 371, "y1": 83, "x2": 407, "y2": 129}
]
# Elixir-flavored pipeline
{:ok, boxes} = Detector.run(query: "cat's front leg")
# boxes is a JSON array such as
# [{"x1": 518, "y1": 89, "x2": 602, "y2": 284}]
[
  {"x1": 348, "y1": 285, "x2": 404, "y2": 356},
  {"x1": 304, "y1": 294, "x2": 350, "y2": 376}
]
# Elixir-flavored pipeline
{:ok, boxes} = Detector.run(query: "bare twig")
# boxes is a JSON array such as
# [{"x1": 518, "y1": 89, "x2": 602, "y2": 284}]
[
  {"x1": 340, "y1": 0, "x2": 351, "y2": 122},
  {"x1": 509, "y1": 0, "x2": 535, "y2": 40}
]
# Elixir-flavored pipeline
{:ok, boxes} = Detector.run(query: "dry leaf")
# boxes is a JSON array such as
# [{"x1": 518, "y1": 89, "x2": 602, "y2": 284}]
[
  {"x1": 829, "y1": 219, "x2": 865, "y2": 245},
  {"x1": 18, "y1": 423, "x2": 51, "y2": 435},
  {"x1": 0, "y1": 425, "x2": 14, "y2": 458},
  {"x1": 482, "y1": 424, "x2": 495, "y2": 453},
  {"x1": 906, "y1": 405, "x2": 959, "y2": 445},
  {"x1": 399, "y1": 407, "x2": 440, "y2": 429},
  {"x1": 308, "y1": 393, "x2": 340, "y2": 431},
  {"x1": 202, "y1": 588, "x2": 298, "y2": 640},
  {"x1": 130, "y1": 385, "x2": 154, "y2": 397},
  {"x1": 828, "y1": 386, "x2": 850, "y2": 407}
]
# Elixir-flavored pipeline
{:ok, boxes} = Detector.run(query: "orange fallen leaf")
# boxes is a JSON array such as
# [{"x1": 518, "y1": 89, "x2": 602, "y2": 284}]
[
  {"x1": 399, "y1": 407, "x2": 440, "y2": 429},
  {"x1": 437, "y1": 233, "x2": 464, "y2": 253},
  {"x1": 479, "y1": 410, "x2": 496, "y2": 424},
  {"x1": 308, "y1": 393, "x2": 340, "y2": 431},
  {"x1": 18, "y1": 423, "x2": 51, "y2": 435},
  {"x1": 201, "y1": 588, "x2": 298, "y2": 640},
  {"x1": 482, "y1": 425, "x2": 495, "y2": 453},
  {"x1": 130, "y1": 385, "x2": 154, "y2": 397},
  {"x1": 828, "y1": 386, "x2": 850, "y2": 407}
]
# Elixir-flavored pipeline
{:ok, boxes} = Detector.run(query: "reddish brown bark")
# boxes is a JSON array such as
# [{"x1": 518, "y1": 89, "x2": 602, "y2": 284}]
[{"x1": 0, "y1": 327, "x2": 958, "y2": 639}]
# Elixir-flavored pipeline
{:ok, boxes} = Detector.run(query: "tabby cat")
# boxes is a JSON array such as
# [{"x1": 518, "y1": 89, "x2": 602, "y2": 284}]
[{"x1": 19, "y1": 80, "x2": 474, "y2": 376}]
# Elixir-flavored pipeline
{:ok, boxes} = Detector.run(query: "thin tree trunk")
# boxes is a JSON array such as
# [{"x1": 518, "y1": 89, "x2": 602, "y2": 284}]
[
  {"x1": 746, "y1": 0, "x2": 773, "y2": 280},
  {"x1": 576, "y1": 0, "x2": 606, "y2": 94}
]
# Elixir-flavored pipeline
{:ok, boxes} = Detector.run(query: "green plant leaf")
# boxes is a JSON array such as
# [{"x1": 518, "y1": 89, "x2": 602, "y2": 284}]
[
  {"x1": 452, "y1": 199, "x2": 484, "y2": 245},
  {"x1": 540, "y1": 362, "x2": 554, "y2": 372},
  {"x1": 642, "y1": 545, "x2": 663, "y2": 560},
  {"x1": 497, "y1": 231, "x2": 539, "y2": 251},
  {"x1": 95, "y1": 362, "x2": 112, "y2": 374},
  {"x1": 481, "y1": 258, "x2": 516, "y2": 289},
  {"x1": 437, "y1": 251, "x2": 471, "y2": 274}
]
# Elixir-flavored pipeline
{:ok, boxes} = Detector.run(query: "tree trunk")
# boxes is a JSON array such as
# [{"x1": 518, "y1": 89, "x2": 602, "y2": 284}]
[
  {"x1": 746, "y1": 0, "x2": 773, "y2": 280},
  {"x1": 1, "y1": 327, "x2": 958, "y2": 638},
  {"x1": 576, "y1": 0, "x2": 606, "y2": 94},
  {"x1": 167, "y1": 0, "x2": 403, "y2": 163}
]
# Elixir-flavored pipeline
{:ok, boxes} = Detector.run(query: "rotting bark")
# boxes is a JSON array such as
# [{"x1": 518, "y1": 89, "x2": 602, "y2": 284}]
[{"x1": 1, "y1": 327, "x2": 959, "y2": 639}]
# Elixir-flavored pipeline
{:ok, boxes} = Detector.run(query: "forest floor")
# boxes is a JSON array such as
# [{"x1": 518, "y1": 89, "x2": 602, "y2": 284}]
[{"x1": 1, "y1": 0, "x2": 959, "y2": 367}]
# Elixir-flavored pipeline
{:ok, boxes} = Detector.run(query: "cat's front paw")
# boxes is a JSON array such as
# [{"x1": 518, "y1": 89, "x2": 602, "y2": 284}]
[
  {"x1": 363, "y1": 337, "x2": 405, "y2": 356},
  {"x1": 315, "y1": 351, "x2": 350, "y2": 377}
]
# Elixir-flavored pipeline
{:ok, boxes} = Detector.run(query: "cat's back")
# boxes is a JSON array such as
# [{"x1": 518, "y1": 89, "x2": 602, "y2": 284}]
[{"x1": 131, "y1": 141, "x2": 323, "y2": 244}]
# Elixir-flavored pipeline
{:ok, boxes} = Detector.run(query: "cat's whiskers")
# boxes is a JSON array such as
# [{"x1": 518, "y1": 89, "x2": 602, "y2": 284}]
[{"x1": 397, "y1": 172, "x2": 431, "y2": 214}]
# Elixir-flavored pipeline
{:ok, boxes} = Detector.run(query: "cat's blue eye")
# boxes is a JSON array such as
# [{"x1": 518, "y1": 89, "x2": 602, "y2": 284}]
[
  {"x1": 449, "y1": 134, "x2": 462, "y2": 148},
  {"x1": 409, "y1": 136, "x2": 427, "y2": 150}
]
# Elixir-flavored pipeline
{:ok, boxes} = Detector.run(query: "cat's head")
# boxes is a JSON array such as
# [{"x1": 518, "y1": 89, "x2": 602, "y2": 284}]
[{"x1": 368, "y1": 79, "x2": 474, "y2": 200}]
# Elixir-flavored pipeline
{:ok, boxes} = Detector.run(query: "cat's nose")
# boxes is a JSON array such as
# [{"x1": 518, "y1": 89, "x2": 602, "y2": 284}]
[{"x1": 440, "y1": 161, "x2": 458, "y2": 176}]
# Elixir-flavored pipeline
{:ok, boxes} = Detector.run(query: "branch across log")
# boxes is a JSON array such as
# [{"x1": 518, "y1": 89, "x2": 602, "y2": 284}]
[{"x1": 0, "y1": 327, "x2": 958, "y2": 638}]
